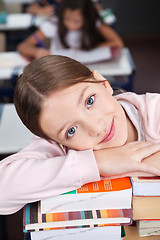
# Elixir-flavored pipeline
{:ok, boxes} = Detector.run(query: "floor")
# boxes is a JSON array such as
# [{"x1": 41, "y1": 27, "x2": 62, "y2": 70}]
[{"x1": 0, "y1": 35, "x2": 160, "y2": 240}]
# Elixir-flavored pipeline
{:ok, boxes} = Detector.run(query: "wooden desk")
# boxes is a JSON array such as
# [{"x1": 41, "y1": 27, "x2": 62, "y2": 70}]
[
  {"x1": 0, "y1": 103, "x2": 33, "y2": 154},
  {"x1": 125, "y1": 225, "x2": 160, "y2": 240}
]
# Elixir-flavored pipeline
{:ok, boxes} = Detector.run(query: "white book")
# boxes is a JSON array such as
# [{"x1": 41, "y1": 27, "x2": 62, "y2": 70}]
[
  {"x1": 53, "y1": 46, "x2": 112, "y2": 64},
  {"x1": 31, "y1": 226, "x2": 122, "y2": 240},
  {"x1": 41, "y1": 178, "x2": 132, "y2": 214},
  {"x1": 137, "y1": 220, "x2": 160, "y2": 237},
  {"x1": 139, "y1": 220, "x2": 160, "y2": 229},
  {"x1": 0, "y1": 51, "x2": 29, "y2": 68},
  {"x1": 131, "y1": 176, "x2": 160, "y2": 196}
]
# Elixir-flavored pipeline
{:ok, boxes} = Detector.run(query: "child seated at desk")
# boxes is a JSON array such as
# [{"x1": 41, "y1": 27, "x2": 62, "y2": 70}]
[
  {"x1": 26, "y1": 0, "x2": 61, "y2": 16},
  {"x1": 0, "y1": 54, "x2": 160, "y2": 215},
  {"x1": 17, "y1": 0, "x2": 124, "y2": 63}
]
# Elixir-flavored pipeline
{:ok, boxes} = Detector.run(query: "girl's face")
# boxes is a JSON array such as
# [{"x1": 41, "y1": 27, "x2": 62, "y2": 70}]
[
  {"x1": 40, "y1": 71, "x2": 129, "y2": 151},
  {"x1": 63, "y1": 8, "x2": 84, "y2": 31}
]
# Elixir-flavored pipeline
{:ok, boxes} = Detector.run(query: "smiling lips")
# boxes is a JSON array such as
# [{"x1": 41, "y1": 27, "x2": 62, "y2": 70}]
[{"x1": 100, "y1": 119, "x2": 115, "y2": 144}]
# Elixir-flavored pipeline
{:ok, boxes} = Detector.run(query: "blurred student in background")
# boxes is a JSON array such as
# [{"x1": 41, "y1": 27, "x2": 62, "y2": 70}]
[
  {"x1": 26, "y1": 0, "x2": 110, "y2": 21},
  {"x1": 26, "y1": 0, "x2": 61, "y2": 16},
  {"x1": 17, "y1": 0, "x2": 124, "y2": 63}
]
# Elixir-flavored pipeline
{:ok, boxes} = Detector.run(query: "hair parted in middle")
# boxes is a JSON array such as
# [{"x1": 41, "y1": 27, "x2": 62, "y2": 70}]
[{"x1": 14, "y1": 55, "x2": 96, "y2": 141}]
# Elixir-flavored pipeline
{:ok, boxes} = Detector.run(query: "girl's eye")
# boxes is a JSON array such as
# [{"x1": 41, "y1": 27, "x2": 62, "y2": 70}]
[
  {"x1": 67, "y1": 126, "x2": 77, "y2": 138},
  {"x1": 86, "y1": 95, "x2": 95, "y2": 109}
]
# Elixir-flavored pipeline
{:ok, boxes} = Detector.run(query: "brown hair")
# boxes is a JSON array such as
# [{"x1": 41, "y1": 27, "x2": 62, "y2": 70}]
[
  {"x1": 14, "y1": 55, "x2": 93, "y2": 141},
  {"x1": 57, "y1": 0, "x2": 105, "y2": 50}
]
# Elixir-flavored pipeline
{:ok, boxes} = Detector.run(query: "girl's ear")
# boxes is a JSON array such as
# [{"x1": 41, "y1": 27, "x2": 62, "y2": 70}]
[
  {"x1": 92, "y1": 70, "x2": 113, "y2": 95},
  {"x1": 92, "y1": 70, "x2": 106, "y2": 81}
]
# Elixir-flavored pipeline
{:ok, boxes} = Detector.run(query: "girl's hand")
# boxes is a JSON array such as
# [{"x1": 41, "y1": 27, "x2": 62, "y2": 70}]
[
  {"x1": 35, "y1": 48, "x2": 52, "y2": 58},
  {"x1": 39, "y1": 5, "x2": 55, "y2": 16},
  {"x1": 94, "y1": 141, "x2": 160, "y2": 177}
]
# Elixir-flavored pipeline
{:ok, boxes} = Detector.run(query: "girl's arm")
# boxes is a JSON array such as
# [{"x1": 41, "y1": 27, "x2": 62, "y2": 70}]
[
  {"x1": 94, "y1": 141, "x2": 160, "y2": 178},
  {"x1": 97, "y1": 23, "x2": 124, "y2": 49},
  {"x1": 17, "y1": 30, "x2": 51, "y2": 60},
  {"x1": 52, "y1": 46, "x2": 117, "y2": 64},
  {"x1": 1, "y1": 136, "x2": 160, "y2": 215},
  {"x1": 0, "y1": 137, "x2": 99, "y2": 215},
  {"x1": 26, "y1": 3, "x2": 54, "y2": 16}
]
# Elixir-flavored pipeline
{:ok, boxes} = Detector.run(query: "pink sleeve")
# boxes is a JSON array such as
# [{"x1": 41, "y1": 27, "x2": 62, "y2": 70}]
[{"x1": 0, "y1": 137, "x2": 100, "y2": 214}]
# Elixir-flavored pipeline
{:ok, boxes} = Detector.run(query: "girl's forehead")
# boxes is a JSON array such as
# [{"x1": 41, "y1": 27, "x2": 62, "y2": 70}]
[
  {"x1": 64, "y1": 8, "x2": 83, "y2": 16},
  {"x1": 45, "y1": 81, "x2": 97, "y2": 102}
]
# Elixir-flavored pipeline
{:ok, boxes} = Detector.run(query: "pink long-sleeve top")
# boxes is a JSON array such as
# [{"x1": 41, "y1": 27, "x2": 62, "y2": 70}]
[
  {"x1": 0, "y1": 140, "x2": 99, "y2": 214},
  {"x1": 0, "y1": 92, "x2": 160, "y2": 215}
]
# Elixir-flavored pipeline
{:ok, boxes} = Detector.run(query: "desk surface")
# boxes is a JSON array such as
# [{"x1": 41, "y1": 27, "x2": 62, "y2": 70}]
[
  {"x1": 0, "y1": 104, "x2": 33, "y2": 154},
  {"x1": 0, "y1": 51, "x2": 28, "y2": 80},
  {"x1": 0, "y1": 13, "x2": 45, "y2": 31},
  {"x1": 4, "y1": 0, "x2": 33, "y2": 3},
  {"x1": 87, "y1": 48, "x2": 134, "y2": 76},
  {"x1": 125, "y1": 225, "x2": 160, "y2": 240},
  {"x1": 0, "y1": 48, "x2": 134, "y2": 80}
]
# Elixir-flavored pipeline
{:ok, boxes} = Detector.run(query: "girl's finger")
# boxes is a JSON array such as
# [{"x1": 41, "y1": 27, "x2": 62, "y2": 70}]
[
  {"x1": 136, "y1": 144, "x2": 160, "y2": 162},
  {"x1": 138, "y1": 162, "x2": 160, "y2": 176}
]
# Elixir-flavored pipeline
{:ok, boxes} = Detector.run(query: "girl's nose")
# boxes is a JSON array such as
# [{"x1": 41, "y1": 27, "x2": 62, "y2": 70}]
[{"x1": 86, "y1": 117, "x2": 105, "y2": 137}]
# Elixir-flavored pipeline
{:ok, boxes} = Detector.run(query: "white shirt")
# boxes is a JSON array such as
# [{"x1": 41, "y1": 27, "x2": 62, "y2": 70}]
[
  {"x1": 40, "y1": 17, "x2": 82, "y2": 52},
  {"x1": 119, "y1": 100, "x2": 145, "y2": 141},
  {"x1": 40, "y1": 17, "x2": 111, "y2": 64}
]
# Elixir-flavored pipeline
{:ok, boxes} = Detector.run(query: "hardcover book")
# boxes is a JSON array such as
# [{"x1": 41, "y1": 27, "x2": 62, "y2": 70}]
[
  {"x1": 41, "y1": 177, "x2": 132, "y2": 214},
  {"x1": 131, "y1": 176, "x2": 160, "y2": 196},
  {"x1": 132, "y1": 196, "x2": 160, "y2": 220},
  {"x1": 31, "y1": 225, "x2": 123, "y2": 240},
  {"x1": 23, "y1": 201, "x2": 133, "y2": 232},
  {"x1": 137, "y1": 220, "x2": 160, "y2": 237}
]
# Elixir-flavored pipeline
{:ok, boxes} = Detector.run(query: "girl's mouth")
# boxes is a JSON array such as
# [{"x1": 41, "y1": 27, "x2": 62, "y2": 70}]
[{"x1": 99, "y1": 119, "x2": 115, "y2": 144}]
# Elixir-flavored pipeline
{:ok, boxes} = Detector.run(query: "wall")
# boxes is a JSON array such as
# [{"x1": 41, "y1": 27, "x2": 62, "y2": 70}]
[{"x1": 101, "y1": 0, "x2": 160, "y2": 36}]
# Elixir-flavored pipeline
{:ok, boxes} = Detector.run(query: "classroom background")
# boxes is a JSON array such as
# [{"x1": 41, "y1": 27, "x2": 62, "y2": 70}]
[
  {"x1": 0, "y1": 0, "x2": 160, "y2": 239},
  {"x1": 101, "y1": 0, "x2": 160, "y2": 94}
]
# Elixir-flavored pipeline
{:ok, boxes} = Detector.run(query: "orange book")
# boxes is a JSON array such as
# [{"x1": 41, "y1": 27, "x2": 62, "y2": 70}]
[{"x1": 41, "y1": 177, "x2": 132, "y2": 214}]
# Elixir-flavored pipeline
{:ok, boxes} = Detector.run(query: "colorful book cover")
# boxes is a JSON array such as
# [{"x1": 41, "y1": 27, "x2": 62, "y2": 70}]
[
  {"x1": 23, "y1": 201, "x2": 133, "y2": 232},
  {"x1": 41, "y1": 177, "x2": 132, "y2": 213}
]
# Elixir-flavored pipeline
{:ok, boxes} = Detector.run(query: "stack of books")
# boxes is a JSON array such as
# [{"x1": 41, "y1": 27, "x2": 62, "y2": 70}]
[
  {"x1": 131, "y1": 176, "x2": 160, "y2": 237},
  {"x1": 23, "y1": 177, "x2": 133, "y2": 240}
]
